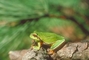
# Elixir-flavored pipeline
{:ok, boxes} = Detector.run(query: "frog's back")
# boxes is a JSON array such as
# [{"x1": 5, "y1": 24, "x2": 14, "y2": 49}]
[{"x1": 37, "y1": 32, "x2": 64, "y2": 44}]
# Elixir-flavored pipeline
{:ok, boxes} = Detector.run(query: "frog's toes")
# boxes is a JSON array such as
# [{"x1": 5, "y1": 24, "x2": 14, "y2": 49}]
[{"x1": 47, "y1": 49, "x2": 55, "y2": 55}]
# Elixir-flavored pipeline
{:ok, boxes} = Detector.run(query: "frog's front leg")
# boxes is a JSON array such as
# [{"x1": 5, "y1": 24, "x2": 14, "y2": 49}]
[
  {"x1": 48, "y1": 39, "x2": 65, "y2": 54},
  {"x1": 32, "y1": 41, "x2": 43, "y2": 50}
]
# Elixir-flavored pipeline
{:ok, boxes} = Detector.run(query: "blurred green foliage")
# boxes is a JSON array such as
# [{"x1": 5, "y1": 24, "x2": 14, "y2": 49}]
[{"x1": 0, "y1": 0, "x2": 89, "y2": 60}]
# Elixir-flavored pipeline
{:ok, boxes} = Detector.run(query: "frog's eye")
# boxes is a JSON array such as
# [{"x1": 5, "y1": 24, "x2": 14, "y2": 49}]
[{"x1": 33, "y1": 33, "x2": 38, "y2": 37}]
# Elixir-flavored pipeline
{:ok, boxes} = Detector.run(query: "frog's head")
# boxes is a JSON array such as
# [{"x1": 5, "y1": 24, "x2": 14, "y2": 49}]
[{"x1": 30, "y1": 31, "x2": 39, "y2": 40}]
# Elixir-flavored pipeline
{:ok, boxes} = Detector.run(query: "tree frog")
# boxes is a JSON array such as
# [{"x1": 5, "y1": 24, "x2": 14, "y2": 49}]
[{"x1": 30, "y1": 31, "x2": 66, "y2": 54}]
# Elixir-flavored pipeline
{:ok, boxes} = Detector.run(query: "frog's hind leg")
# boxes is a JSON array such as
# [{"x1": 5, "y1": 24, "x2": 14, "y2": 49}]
[
  {"x1": 48, "y1": 39, "x2": 66, "y2": 54},
  {"x1": 50, "y1": 39, "x2": 65, "y2": 50}
]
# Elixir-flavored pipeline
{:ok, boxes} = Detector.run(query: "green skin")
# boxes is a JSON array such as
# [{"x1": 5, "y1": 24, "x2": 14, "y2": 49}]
[{"x1": 30, "y1": 31, "x2": 65, "y2": 50}]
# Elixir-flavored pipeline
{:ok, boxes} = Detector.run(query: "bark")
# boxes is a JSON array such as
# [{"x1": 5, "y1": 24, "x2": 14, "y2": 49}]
[{"x1": 9, "y1": 41, "x2": 89, "y2": 60}]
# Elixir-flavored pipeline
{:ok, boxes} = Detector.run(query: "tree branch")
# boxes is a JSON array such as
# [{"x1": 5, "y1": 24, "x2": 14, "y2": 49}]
[{"x1": 9, "y1": 41, "x2": 89, "y2": 60}]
